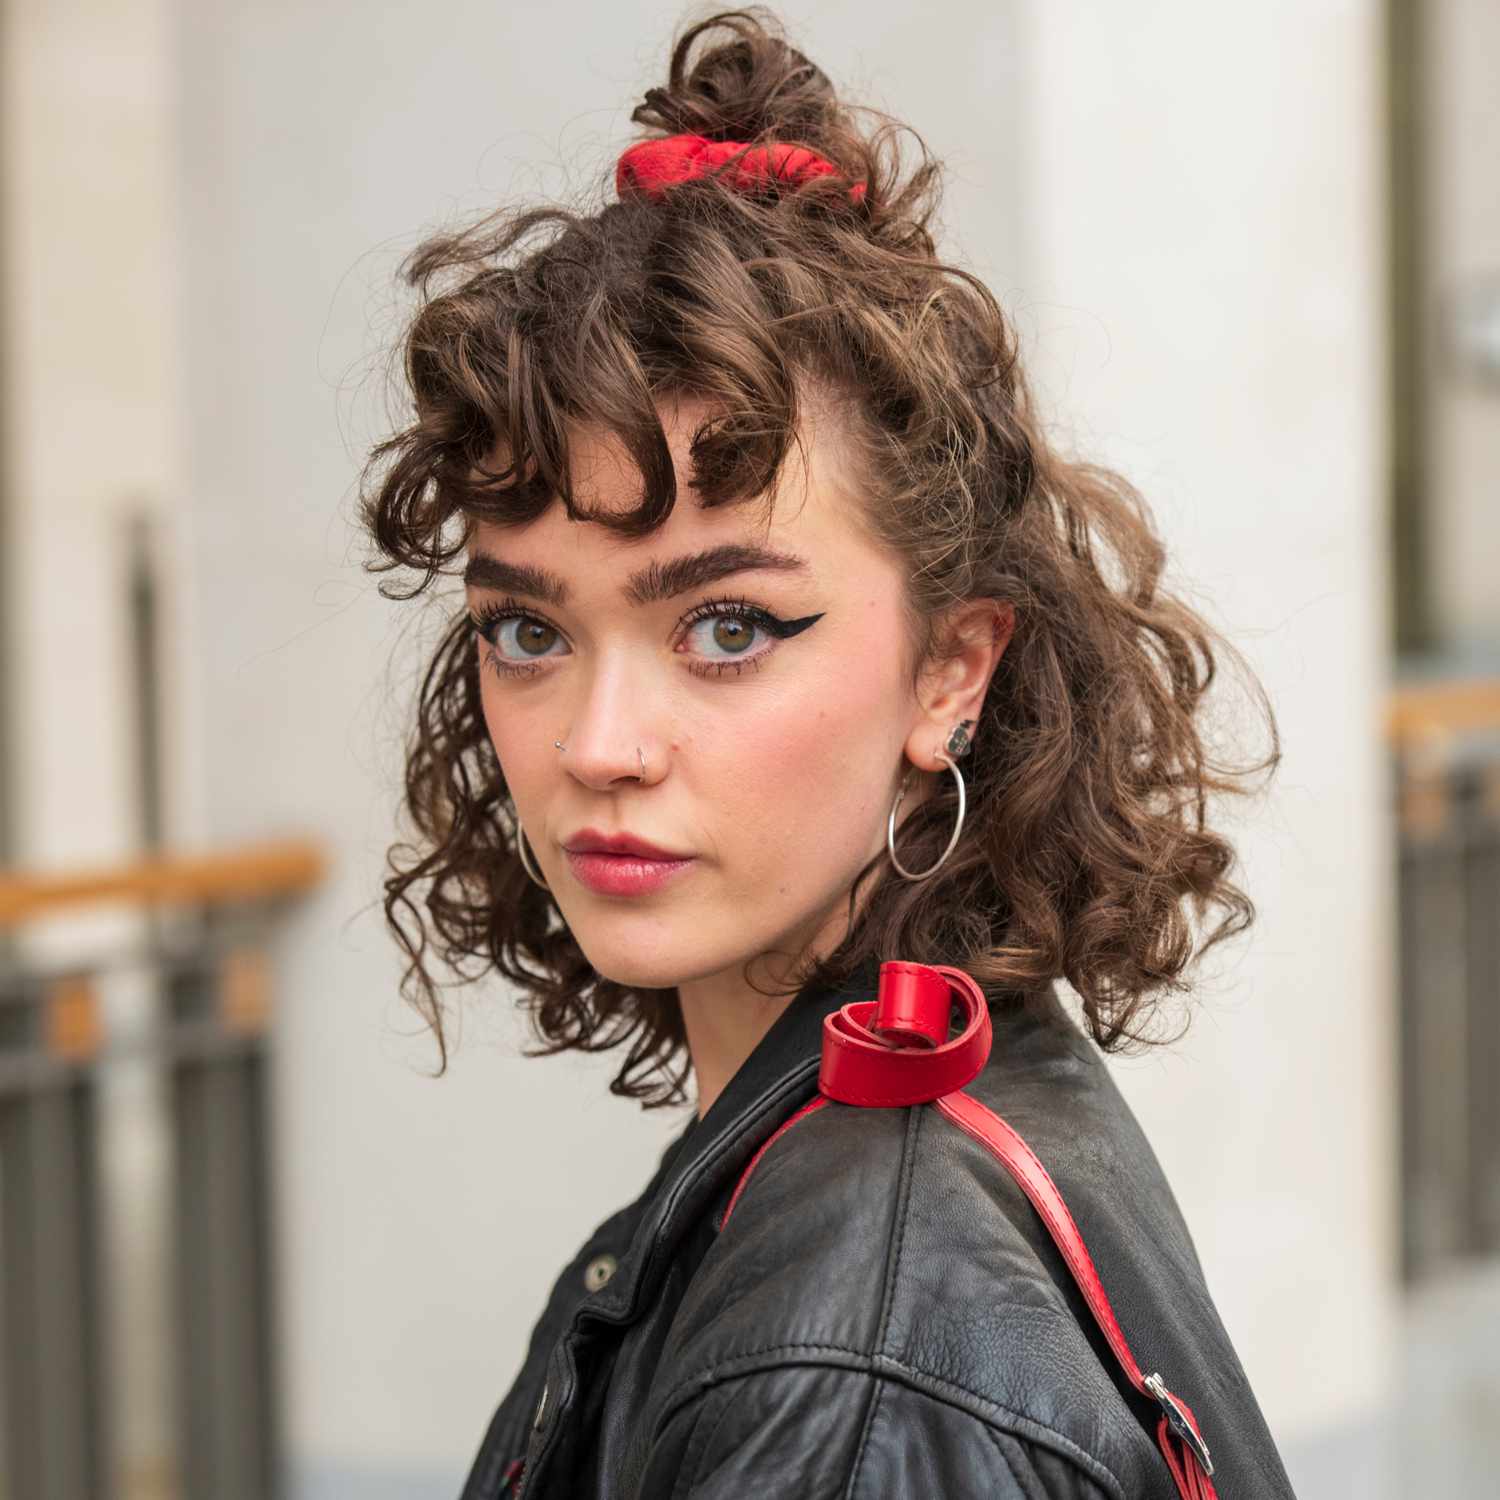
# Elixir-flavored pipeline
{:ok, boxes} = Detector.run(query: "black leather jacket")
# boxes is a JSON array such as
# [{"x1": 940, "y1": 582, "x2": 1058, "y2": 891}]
[{"x1": 460, "y1": 953, "x2": 1299, "y2": 1498}]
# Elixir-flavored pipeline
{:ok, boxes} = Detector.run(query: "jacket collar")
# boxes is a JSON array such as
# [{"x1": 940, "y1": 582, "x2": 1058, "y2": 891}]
[{"x1": 580, "y1": 950, "x2": 885, "y2": 1327}]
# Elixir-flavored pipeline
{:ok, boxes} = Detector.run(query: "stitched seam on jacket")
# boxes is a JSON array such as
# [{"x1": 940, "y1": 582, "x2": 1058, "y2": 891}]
[
  {"x1": 591, "y1": 1060, "x2": 821, "y2": 1327},
  {"x1": 845, "y1": 1104, "x2": 922, "y2": 1500},
  {"x1": 657, "y1": 1063, "x2": 820, "y2": 1242},
  {"x1": 653, "y1": 1347, "x2": 1127, "y2": 1497}
]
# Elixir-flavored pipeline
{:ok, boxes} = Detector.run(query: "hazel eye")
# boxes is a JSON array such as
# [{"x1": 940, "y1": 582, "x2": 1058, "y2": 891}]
[
  {"x1": 468, "y1": 602, "x2": 567, "y2": 678},
  {"x1": 682, "y1": 611, "x2": 765, "y2": 660},
  {"x1": 498, "y1": 615, "x2": 563, "y2": 661},
  {"x1": 674, "y1": 597, "x2": 821, "y2": 678}
]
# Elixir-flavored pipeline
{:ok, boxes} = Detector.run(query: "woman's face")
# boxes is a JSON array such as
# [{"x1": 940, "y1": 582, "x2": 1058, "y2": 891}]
[{"x1": 464, "y1": 395, "x2": 947, "y2": 992}]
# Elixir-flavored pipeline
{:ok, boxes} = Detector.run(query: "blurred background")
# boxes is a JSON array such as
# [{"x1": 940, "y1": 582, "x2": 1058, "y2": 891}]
[{"x1": 0, "y1": 0, "x2": 1495, "y2": 1496}]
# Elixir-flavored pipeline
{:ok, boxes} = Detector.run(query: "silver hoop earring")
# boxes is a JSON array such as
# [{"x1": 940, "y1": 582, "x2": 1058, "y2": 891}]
[{"x1": 887, "y1": 720, "x2": 973, "y2": 881}]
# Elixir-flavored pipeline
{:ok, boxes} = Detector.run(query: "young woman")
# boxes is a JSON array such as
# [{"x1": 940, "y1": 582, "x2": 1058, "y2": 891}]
[{"x1": 359, "y1": 8, "x2": 1298, "y2": 1497}]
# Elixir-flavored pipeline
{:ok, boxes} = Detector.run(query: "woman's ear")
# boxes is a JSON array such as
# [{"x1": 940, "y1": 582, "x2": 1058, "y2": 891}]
[{"x1": 907, "y1": 601, "x2": 1014, "y2": 768}]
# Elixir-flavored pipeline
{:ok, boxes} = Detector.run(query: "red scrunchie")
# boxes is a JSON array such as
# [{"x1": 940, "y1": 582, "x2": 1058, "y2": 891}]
[{"x1": 616, "y1": 131, "x2": 867, "y2": 205}]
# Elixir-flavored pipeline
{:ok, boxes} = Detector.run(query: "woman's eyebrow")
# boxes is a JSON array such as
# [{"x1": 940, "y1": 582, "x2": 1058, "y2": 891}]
[{"x1": 462, "y1": 542, "x2": 811, "y2": 607}]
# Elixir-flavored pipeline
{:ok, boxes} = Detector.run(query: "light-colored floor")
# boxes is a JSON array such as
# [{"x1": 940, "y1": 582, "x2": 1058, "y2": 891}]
[
  {"x1": 1283, "y1": 1255, "x2": 1500, "y2": 1497},
  {"x1": 1394, "y1": 1256, "x2": 1500, "y2": 1495}
]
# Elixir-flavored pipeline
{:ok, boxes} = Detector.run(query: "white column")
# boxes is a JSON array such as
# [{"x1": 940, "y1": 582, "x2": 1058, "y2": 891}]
[{"x1": 1012, "y1": 0, "x2": 1396, "y2": 1464}]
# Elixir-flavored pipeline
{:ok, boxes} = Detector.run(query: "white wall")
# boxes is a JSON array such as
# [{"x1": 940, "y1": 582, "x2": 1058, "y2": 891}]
[
  {"x1": 1011, "y1": 0, "x2": 1396, "y2": 1483},
  {"x1": 0, "y1": 0, "x2": 188, "y2": 871},
  {"x1": 166, "y1": 1, "x2": 1394, "y2": 1494},
  {"x1": 0, "y1": 2, "x2": 191, "y2": 1491},
  {"x1": 1424, "y1": 0, "x2": 1500, "y2": 649}
]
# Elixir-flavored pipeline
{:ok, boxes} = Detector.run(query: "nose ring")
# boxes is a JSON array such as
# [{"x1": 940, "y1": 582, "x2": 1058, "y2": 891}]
[{"x1": 553, "y1": 741, "x2": 647, "y2": 778}]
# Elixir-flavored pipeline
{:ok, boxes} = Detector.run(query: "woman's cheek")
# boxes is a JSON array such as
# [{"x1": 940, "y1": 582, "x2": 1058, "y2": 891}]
[{"x1": 477, "y1": 666, "x2": 524, "y2": 778}]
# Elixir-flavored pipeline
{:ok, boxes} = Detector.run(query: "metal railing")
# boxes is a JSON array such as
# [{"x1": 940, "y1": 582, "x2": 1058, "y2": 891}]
[
  {"x1": 0, "y1": 839, "x2": 325, "y2": 1500},
  {"x1": 1390, "y1": 671, "x2": 1500, "y2": 1282}
]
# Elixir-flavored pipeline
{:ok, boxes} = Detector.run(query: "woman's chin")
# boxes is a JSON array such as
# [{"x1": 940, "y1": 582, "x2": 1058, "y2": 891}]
[{"x1": 568, "y1": 916, "x2": 709, "y2": 993}]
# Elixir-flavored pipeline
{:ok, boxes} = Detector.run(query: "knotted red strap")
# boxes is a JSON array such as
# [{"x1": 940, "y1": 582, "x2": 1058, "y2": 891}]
[
  {"x1": 615, "y1": 131, "x2": 868, "y2": 204},
  {"x1": 820, "y1": 960, "x2": 992, "y2": 1104},
  {"x1": 721, "y1": 960, "x2": 1218, "y2": 1499}
]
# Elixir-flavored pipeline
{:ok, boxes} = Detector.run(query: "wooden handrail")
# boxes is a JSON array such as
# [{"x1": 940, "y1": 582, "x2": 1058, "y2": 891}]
[
  {"x1": 0, "y1": 838, "x2": 328, "y2": 928},
  {"x1": 1386, "y1": 676, "x2": 1500, "y2": 748}
]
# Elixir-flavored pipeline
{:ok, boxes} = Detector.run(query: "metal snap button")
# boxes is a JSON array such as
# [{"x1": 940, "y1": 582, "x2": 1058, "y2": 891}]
[
  {"x1": 532, "y1": 1378, "x2": 550, "y2": 1433},
  {"x1": 583, "y1": 1252, "x2": 618, "y2": 1292}
]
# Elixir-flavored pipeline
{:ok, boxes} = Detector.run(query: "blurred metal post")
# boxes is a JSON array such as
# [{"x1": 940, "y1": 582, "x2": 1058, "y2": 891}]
[
  {"x1": 0, "y1": 976, "x2": 110, "y2": 1499},
  {"x1": 1392, "y1": 680, "x2": 1500, "y2": 1281},
  {"x1": 1398, "y1": 752, "x2": 1471, "y2": 1275},
  {"x1": 166, "y1": 944, "x2": 278, "y2": 1500},
  {"x1": 1464, "y1": 763, "x2": 1500, "y2": 1251}
]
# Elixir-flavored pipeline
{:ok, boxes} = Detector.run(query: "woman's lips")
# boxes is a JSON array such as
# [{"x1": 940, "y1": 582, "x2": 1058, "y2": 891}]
[{"x1": 564, "y1": 848, "x2": 697, "y2": 896}]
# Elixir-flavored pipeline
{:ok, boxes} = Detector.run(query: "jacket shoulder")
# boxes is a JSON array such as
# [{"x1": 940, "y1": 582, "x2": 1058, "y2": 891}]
[
  {"x1": 651, "y1": 996, "x2": 1297, "y2": 1500},
  {"x1": 648, "y1": 1055, "x2": 1172, "y2": 1494},
  {"x1": 639, "y1": 1362, "x2": 1127, "y2": 1499}
]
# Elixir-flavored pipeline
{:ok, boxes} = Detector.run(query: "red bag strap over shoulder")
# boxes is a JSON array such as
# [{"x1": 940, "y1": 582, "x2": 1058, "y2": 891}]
[{"x1": 720, "y1": 961, "x2": 1218, "y2": 1500}]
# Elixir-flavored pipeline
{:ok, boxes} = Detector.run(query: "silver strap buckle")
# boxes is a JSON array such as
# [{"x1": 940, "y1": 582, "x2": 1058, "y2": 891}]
[{"x1": 1143, "y1": 1371, "x2": 1215, "y2": 1477}]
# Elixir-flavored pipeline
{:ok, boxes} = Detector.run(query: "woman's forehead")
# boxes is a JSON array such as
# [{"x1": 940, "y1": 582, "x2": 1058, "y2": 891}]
[
  {"x1": 482, "y1": 379, "x2": 858, "y2": 509},
  {"x1": 467, "y1": 391, "x2": 879, "y2": 591}
]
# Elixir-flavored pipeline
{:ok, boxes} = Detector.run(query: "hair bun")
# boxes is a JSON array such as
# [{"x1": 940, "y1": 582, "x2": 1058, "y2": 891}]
[{"x1": 630, "y1": 8, "x2": 841, "y2": 150}]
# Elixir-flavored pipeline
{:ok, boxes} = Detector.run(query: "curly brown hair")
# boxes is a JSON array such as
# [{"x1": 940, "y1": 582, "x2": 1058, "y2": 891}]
[{"x1": 358, "y1": 5, "x2": 1280, "y2": 1107}]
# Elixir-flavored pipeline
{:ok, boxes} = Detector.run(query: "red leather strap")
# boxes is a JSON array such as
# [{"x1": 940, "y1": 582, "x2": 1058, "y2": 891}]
[
  {"x1": 719, "y1": 1093, "x2": 830, "y2": 1228},
  {"x1": 934, "y1": 1088, "x2": 1217, "y2": 1493},
  {"x1": 720, "y1": 960, "x2": 1218, "y2": 1499}
]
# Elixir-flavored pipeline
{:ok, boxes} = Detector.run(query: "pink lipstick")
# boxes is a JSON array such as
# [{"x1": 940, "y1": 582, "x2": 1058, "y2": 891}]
[
  {"x1": 561, "y1": 827, "x2": 697, "y2": 897},
  {"x1": 564, "y1": 849, "x2": 696, "y2": 896}
]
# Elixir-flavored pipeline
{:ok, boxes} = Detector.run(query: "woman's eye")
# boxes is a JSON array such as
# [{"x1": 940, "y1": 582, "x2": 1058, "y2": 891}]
[
  {"x1": 468, "y1": 596, "x2": 823, "y2": 681},
  {"x1": 468, "y1": 607, "x2": 566, "y2": 678},
  {"x1": 679, "y1": 609, "x2": 777, "y2": 674}
]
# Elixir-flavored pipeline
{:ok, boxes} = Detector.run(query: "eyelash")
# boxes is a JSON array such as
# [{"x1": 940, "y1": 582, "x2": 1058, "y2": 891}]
[{"x1": 467, "y1": 593, "x2": 798, "y2": 681}]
